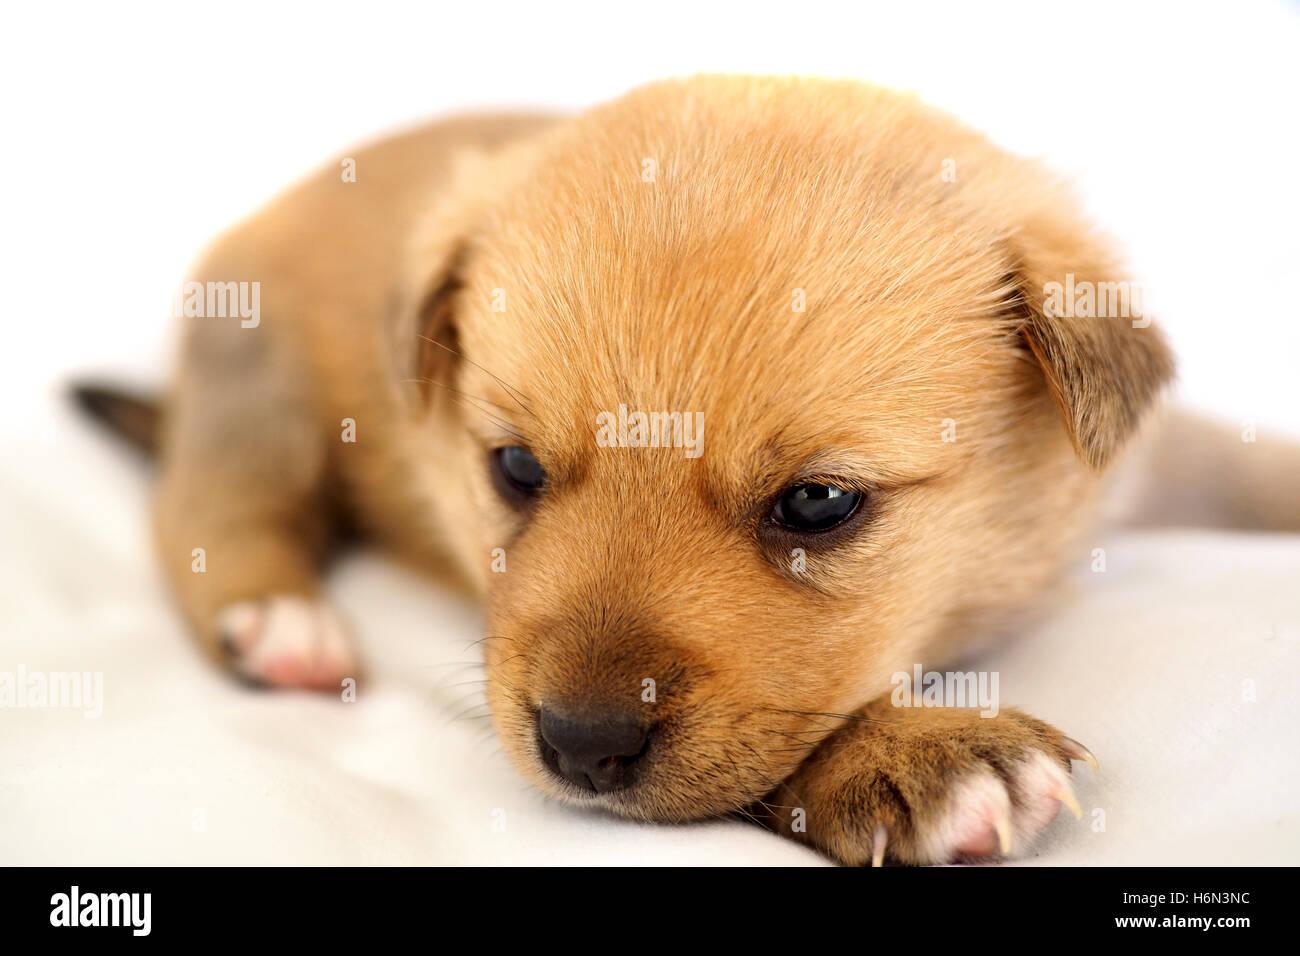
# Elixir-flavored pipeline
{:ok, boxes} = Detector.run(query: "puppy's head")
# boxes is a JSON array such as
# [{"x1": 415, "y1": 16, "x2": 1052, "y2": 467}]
[{"x1": 399, "y1": 77, "x2": 1172, "y2": 819}]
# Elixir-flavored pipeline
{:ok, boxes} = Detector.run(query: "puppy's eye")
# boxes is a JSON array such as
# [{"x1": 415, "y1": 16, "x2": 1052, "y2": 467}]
[
  {"x1": 771, "y1": 483, "x2": 863, "y2": 532},
  {"x1": 491, "y1": 445, "x2": 546, "y2": 503}
]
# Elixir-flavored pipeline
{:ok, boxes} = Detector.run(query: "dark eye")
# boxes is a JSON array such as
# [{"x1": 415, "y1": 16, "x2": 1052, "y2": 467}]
[
  {"x1": 491, "y1": 445, "x2": 546, "y2": 503},
  {"x1": 771, "y1": 483, "x2": 863, "y2": 532}
]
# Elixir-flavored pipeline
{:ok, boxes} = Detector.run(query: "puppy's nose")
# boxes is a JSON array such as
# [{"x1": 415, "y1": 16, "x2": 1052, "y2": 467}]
[{"x1": 537, "y1": 706, "x2": 652, "y2": 793}]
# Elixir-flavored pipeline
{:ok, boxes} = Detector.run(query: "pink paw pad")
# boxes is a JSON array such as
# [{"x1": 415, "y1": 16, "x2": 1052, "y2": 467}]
[
  {"x1": 217, "y1": 597, "x2": 356, "y2": 691},
  {"x1": 928, "y1": 753, "x2": 1084, "y2": 863}
]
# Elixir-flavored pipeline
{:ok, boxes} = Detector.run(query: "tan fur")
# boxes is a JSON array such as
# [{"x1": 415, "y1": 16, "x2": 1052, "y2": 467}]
[
  {"x1": 765, "y1": 701, "x2": 1074, "y2": 865},
  {"x1": 152, "y1": 76, "x2": 1182, "y2": 861}
]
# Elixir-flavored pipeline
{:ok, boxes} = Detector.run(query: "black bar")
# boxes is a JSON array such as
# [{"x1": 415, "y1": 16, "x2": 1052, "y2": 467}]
[{"x1": 0, "y1": 865, "x2": 1282, "y2": 942}]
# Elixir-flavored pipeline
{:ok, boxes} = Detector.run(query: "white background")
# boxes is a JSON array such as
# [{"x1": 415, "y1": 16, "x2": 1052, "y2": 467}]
[{"x1": 2, "y1": 0, "x2": 1298, "y2": 433}]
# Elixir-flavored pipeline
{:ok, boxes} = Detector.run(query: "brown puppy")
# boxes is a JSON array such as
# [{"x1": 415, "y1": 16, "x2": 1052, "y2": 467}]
[{"x1": 80, "y1": 76, "x2": 1285, "y2": 864}]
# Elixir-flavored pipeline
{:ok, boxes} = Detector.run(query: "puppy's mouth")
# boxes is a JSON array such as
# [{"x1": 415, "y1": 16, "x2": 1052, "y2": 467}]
[
  {"x1": 532, "y1": 706, "x2": 656, "y2": 798},
  {"x1": 491, "y1": 663, "x2": 807, "y2": 820}
]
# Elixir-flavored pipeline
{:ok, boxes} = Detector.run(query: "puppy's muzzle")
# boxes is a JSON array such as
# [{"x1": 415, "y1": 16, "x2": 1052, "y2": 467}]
[{"x1": 537, "y1": 706, "x2": 653, "y2": 793}]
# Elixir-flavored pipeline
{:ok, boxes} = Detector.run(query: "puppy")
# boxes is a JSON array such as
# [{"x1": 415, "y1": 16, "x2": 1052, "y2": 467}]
[{"x1": 76, "y1": 75, "x2": 1298, "y2": 865}]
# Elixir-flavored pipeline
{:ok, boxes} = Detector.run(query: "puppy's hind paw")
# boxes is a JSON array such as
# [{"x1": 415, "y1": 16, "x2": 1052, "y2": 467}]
[{"x1": 217, "y1": 596, "x2": 358, "y2": 691}]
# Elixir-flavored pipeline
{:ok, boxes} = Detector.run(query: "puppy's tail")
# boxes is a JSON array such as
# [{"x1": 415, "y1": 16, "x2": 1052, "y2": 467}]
[
  {"x1": 1114, "y1": 408, "x2": 1300, "y2": 533},
  {"x1": 69, "y1": 382, "x2": 162, "y2": 456}
]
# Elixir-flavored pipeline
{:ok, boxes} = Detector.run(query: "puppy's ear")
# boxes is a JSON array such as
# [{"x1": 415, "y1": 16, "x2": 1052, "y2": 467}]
[
  {"x1": 392, "y1": 239, "x2": 469, "y2": 408},
  {"x1": 1008, "y1": 222, "x2": 1175, "y2": 469},
  {"x1": 388, "y1": 150, "x2": 493, "y2": 410}
]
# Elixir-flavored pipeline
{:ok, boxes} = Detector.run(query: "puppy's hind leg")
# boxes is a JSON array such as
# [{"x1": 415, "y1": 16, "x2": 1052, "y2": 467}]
[
  {"x1": 1113, "y1": 409, "x2": 1300, "y2": 532},
  {"x1": 156, "y1": 317, "x2": 356, "y2": 690}
]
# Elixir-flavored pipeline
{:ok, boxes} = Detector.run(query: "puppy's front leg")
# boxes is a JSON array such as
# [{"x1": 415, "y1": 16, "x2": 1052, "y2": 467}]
[{"x1": 765, "y1": 698, "x2": 1096, "y2": 865}]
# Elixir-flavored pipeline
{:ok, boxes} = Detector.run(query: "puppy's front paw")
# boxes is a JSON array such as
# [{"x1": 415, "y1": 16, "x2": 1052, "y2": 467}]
[
  {"x1": 769, "y1": 704, "x2": 1097, "y2": 866},
  {"x1": 217, "y1": 596, "x2": 358, "y2": 690}
]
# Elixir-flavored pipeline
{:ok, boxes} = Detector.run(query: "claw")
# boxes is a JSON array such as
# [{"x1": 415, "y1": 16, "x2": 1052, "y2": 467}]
[
  {"x1": 1056, "y1": 782, "x2": 1083, "y2": 820},
  {"x1": 871, "y1": 824, "x2": 887, "y2": 868},
  {"x1": 1061, "y1": 736, "x2": 1099, "y2": 774},
  {"x1": 994, "y1": 814, "x2": 1012, "y2": 855}
]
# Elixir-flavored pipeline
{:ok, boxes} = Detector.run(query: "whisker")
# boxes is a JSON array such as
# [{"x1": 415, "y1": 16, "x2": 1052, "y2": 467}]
[
  {"x1": 448, "y1": 709, "x2": 494, "y2": 725},
  {"x1": 400, "y1": 376, "x2": 528, "y2": 442},
  {"x1": 416, "y1": 661, "x2": 489, "y2": 670},
  {"x1": 465, "y1": 634, "x2": 514, "y2": 651},
  {"x1": 398, "y1": 377, "x2": 514, "y2": 415},
  {"x1": 448, "y1": 395, "x2": 528, "y2": 443},
  {"x1": 766, "y1": 708, "x2": 885, "y2": 727},
  {"x1": 416, "y1": 334, "x2": 534, "y2": 416},
  {"x1": 441, "y1": 690, "x2": 490, "y2": 712}
]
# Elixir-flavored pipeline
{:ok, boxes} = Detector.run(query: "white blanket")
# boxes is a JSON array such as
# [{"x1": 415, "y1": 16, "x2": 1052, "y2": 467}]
[{"x1": 2, "y1": 402, "x2": 1296, "y2": 865}]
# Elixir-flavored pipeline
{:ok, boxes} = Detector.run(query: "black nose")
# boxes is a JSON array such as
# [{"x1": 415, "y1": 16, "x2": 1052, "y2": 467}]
[{"x1": 537, "y1": 706, "x2": 652, "y2": 793}]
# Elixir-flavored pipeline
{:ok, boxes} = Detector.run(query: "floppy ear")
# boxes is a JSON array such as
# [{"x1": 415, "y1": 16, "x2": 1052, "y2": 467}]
[
  {"x1": 387, "y1": 150, "x2": 494, "y2": 411},
  {"x1": 390, "y1": 238, "x2": 470, "y2": 409},
  {"x1": 1008, "y1": 223, "x2": 1175, "y2": 469}
]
